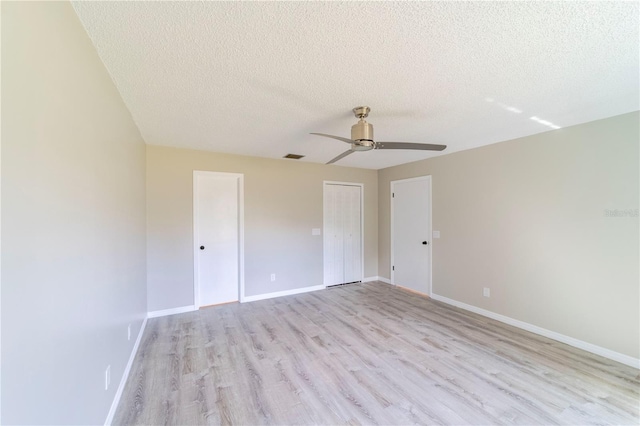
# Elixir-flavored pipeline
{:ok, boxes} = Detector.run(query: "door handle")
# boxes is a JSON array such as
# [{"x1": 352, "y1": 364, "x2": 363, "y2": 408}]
[
  {"x1": 422, "y1": 241, "x2": 428, "y2": 245},
  {"x1": 200, "y1": 246, "x2": 205, "y2": 250}
]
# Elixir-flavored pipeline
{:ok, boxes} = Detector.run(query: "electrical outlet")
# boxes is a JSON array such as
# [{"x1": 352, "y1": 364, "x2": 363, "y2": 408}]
[
  {"x1": 483, "y1": 287, "x2": 490, "y2": 298},
  {"x1": 127, "y1": 324, "x2": 131, "y2": 341},
  {"x1": 270, "y1": 273, "x2": 276, "y2": 282},
  {"x1": 105, "y1": 365, "x2": 111, "y2": 390}
]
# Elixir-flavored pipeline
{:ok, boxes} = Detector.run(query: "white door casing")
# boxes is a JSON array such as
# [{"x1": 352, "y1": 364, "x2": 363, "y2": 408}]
[
  {"x1": 391, "y1": 176, "x2": 432, "y2": 295},
  {"x1": 323, "y1": 182, "x2": 363, "y2": 286},
  {"x1": 193, "y1": 171, "x2": 244, "y2": 307}
]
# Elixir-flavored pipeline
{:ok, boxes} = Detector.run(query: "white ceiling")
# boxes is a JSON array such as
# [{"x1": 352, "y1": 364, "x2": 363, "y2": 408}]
[{"x1": 72, "y1": 1, "x2": 639, "y2": 170}]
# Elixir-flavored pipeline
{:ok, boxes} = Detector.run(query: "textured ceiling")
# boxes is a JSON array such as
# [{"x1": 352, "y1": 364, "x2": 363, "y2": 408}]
[{"x1": 72, "y1": 1, "x2": 639, "y2": 169}]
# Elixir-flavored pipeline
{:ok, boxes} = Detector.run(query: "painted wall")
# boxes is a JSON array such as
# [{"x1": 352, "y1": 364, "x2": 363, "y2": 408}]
[
  {"x1": 1, "y1": 2, "x2": 147, "y2": 424},
  {"x1": 147, "y1": 145, "x2": 378, "y2": 311},
  {"x1": 378, "y1": 112, "x2": 639, "y2": 359}
]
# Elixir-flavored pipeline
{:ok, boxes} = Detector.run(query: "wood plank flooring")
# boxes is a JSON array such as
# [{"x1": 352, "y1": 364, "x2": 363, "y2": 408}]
[{"x1": 114, "y1": 282, "x2": 640, "y2": 425}]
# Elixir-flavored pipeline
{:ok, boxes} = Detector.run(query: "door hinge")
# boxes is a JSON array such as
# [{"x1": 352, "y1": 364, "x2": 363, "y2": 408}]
[
  {"x1": 392, "y1": 266, "x2": 395, "y2": 271},
  {"x1": 392, "y1": 193, "x2": 394, "y2": 198}
]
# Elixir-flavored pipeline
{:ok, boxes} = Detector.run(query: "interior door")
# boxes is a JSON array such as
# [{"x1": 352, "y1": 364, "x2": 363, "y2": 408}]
[
  {"x1": 194, "y1": 172, "x2": 241, "y2": 307},
  {"x1": 392, "y1": 176, "x2": 431, "y2": 295},
  {"x1": 323, "y1": 183, "x2": 362, "y2": 286},
  {"x1": 343, "y1": 185, "x2": 362, "y2": 283},
  {"x1": 323, "y1": 183, "x2": 342, "y2": 286}
]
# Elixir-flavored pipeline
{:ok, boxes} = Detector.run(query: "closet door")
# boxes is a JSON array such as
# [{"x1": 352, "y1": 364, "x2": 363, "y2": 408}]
[
  {"x1": 323, "y1": 183, "x2": 362, "y2": 286},
  {"x1": 323, "y1": 184, "x2": 344, "y2": 286},
  {"x1": 343, "y1": 185, "x2": 362, "y2": 283}
]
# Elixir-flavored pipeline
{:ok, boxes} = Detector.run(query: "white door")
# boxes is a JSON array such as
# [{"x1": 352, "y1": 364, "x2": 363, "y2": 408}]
[
  {"x1": 194, "y1": 171, "x2": 243, "y2": 307},
  {"x1": 323, "y1": 183, "x2": 362, "y2": 286},
  {"x1": 324, "y1": 184, "x2": 344, "y2": 286},
  {"x1": 392, "y1": 176, "x2": 431, "y2": 295},
  {"x1": 343, "y1": 185, "x2": 362, "y2": 283}
]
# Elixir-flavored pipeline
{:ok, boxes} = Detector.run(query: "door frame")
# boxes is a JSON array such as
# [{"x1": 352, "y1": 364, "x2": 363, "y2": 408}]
[
  {"x1": 390, "y1": 175, "x2": 432, "y2": 296},
  {"x1": 193, "y1": 170, "x2": 245, "y2": 307},
  {"x1": 323, "y1": 181, "x2": 365, "y2": 286}
]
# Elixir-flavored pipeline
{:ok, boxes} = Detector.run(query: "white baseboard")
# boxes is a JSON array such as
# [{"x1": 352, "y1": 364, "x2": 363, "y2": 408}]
[
  {"x1": 378, "y1": 276, "x2": 392, "y2": 284},
  {"x1": 363, "y1": 276, "x2": 392, "y2": 284},
  {"x1": 147, "y1": 305, "x2": 196, "y2": 318},
  {"x1": 242, "y1": 285, "x2": 325, "y2": 303},
  {"x1": 431, "y1": 293, "x2": 639, "y2": 369},
  {"x1": 104, "y1": 316, "x2": 148, "y2": 426}
]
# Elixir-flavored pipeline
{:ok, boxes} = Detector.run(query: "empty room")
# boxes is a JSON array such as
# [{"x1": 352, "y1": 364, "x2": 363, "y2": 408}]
[{"x1": 1, "y1": 1, "x2": 638, "y2": 425}]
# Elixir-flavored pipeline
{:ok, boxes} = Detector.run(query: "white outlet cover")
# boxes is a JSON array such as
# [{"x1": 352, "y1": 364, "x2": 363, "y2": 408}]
[
  {"x1": 483, "y1": 288, "x2": 490, "y2": 297},
  {"x1": 312, "y1": 228, "x2": 321, "y2": 236},
  {"x1": 433, "y1": 230, "x2": 440, "y2": 238}
]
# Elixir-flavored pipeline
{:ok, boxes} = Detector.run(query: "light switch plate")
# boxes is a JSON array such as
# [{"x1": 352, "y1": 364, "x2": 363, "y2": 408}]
[
  {"x1": 312, "y1": 228, "x2": 321, "y2": 236},
  {"x1": 433, "y1": 230, "x2": 440, "y2": 238}
]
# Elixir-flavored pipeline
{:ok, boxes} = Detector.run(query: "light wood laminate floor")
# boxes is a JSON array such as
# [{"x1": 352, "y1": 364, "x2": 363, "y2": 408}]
[{"x1": 114, "y1": 282, "x2": 639, "y2": 425}]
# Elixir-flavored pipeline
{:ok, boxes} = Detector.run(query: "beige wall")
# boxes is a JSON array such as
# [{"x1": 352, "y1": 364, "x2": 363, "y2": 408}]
[
  {"x1": 147, "y1": 145, "x2": 378, "y2": 311},
  {"x1": 378, "y1": 112, "x2": 639, "y2": 359},
  {"x1": 1, "y1": 2, "x2": 147, "y2": 424}
]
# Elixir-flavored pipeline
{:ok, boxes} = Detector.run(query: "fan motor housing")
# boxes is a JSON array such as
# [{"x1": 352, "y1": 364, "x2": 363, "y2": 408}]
[{"x1": 351, "y1": 120, "x2": 373, "y2": 141}]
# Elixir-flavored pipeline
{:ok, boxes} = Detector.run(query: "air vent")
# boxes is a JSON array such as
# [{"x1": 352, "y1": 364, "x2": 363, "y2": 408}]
[{"x1": 283, "y1": 153, "x2": 305, "y2": 160}]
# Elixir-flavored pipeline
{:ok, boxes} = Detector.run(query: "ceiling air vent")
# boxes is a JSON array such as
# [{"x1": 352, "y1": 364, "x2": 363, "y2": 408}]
[{"x1": 283, "y1": 154, "x2": 305, "y2": 160}]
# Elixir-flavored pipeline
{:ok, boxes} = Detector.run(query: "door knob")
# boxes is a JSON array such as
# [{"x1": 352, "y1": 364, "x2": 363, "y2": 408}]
[
  {"x1": 200, "y1": 246, "x2": 205, "y2": 250},
  {"x1": 422, "y1": 241, "x2": 428, "y2": 245}
]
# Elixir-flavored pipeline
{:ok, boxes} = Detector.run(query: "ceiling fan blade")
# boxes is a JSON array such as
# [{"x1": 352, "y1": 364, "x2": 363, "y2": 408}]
[
  {"x1": 376, "y1": 142, "x2": 447, "y2": 151},
  {"x1": 326, "y1": 150, "x2": 355, "y2": 164},
  {"x1": 310, "y1": 133, "x2": 354, "y2": 144}
]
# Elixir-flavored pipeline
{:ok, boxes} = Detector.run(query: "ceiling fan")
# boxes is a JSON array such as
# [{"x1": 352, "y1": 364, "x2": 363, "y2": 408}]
[{"x1": 311, "y1": 106, "x2": 447, "y2": 164}]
